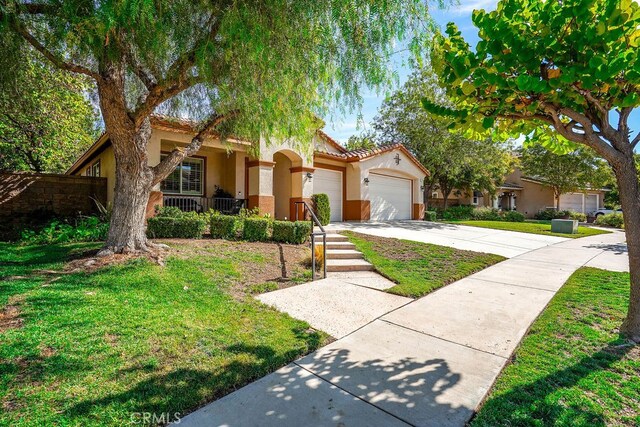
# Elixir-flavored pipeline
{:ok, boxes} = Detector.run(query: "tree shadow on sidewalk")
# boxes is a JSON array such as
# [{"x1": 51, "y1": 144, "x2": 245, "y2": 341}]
[{"x1": 64, "y1": 343, "x2": 470, "y2": 426}]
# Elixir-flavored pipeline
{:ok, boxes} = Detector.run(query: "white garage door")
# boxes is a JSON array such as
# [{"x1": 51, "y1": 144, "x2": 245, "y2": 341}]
[
  {"x1": 313, "y1": 168, "x2": 342, "y2": 222},
  {"x1": 585, "y1": 194, "x2": 599, "y2": 214},
  {"x1": 369, "y1": 173, "x2": 412, "y2": 221},
  {"x1": 559, "y1": 193, "x2": 584, "y2": 212}
]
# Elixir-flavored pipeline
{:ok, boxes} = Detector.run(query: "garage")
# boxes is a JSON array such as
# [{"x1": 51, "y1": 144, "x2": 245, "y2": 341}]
[
  {"x1": 559, "y1": 193, "x2": 584, "y2": 213},
  {"x1": 585, "y1": 194, "x2": 599, "y2": 214},
  {"x1": 313, "y1": 168, "x2": 343, "y2": 222},
  {"x1": 369, "y1": 173, "x2": 412, "y2": 221}
]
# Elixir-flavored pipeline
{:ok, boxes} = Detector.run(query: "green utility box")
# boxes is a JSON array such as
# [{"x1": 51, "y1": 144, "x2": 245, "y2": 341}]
[{"x1": 551, "y1": 219, "x2": 578, "y2": 234}]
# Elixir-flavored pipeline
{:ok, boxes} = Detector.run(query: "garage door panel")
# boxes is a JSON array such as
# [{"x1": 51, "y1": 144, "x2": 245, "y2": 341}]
[
  {"x1": 369, "y1": 174, "x2": 411, "y2": 221},
  {"x1": 559, "y1": 193, "x2": 583, "y2": 213},
  {"x1": 585, "y1": 194, "x2": 598, "y2": 214},
  {"x1": 313, "y1": 169, "x2": 342, "y2": 222}
]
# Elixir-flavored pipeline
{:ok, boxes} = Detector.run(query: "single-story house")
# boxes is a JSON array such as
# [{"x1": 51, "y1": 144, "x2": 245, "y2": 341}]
[
  {"x1": 428, "y1": 166, "x2": 607, "y2": 218},
  {"x1": 66, "y1": 116, "x2": 428, "y2": 222}
]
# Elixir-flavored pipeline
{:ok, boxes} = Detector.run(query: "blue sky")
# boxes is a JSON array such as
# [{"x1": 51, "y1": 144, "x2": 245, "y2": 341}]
[{"x1": 323, "y1": 0, "x2": 640, "y2": 148}]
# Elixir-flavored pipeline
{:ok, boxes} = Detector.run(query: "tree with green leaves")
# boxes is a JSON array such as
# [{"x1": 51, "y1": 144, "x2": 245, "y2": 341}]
[
  {"x1": 0, "y1": 35, "x2": 97, "y2": 173},
  {"x1": 372, "y1": 68, "x2": 514, "y2": 209},
  {"x1": 423, "y1": 0, "x2": 640, "y2": 341},
  {"x1": 1, "y1": 0, "x2": 436, "y2": 255},
  {"x1": 344, "y1": 132, "x2": 377, "y2": 151},
  {"x1": 520, "y1": 143, "x2": 611, "y2": 210}
]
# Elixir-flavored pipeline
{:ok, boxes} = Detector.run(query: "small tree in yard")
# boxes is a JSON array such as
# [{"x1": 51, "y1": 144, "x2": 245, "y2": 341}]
[
  {"x1": 311, "y1": 193, "x2": 331, "y2": 226},
  {"x1": 0, "y1": 34, "x2": 97, "y2": 173},
  {"x1": 1, "y1": 0, "x2": 437, "y2": 255},
  {"x1": 423, "y1": 0, "x2": 640, "y2": 341},
  {"x1": 372, "y1": 68, "x2": 514, "y2": 210},
  {"x1": 520, "y1": 143, "x2": 611, "y2": 210}
]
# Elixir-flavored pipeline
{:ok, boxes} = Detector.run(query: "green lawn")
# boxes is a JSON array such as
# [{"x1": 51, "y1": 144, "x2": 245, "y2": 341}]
[
  {"x1": 342, "y1": 231, "x2": 505, "y2": 298},
  {"x1": 449, "y1": 220, "x2": 611, "y2": 238},
  {"x1": 0, "y1": 240, "x2": 326, "y2": 426},
  {"x1": 473, "y1": 268, "x2": 639, "y2": 426}
]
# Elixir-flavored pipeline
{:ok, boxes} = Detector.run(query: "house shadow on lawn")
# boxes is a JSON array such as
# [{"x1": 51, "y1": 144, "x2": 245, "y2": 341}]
[
  {"x1": 472, "y1": 340, "x2": 637, "y2": 426},
  {"x1": 63, "y1": 339, "x2": 324, "y2": 425}
]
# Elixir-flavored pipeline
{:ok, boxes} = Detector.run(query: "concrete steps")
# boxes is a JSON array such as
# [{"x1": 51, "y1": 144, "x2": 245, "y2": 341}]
[
  {"x1": 317, "y1": 233, "x2": 373, "y2": 272},
  {"x1": 316, "y1": 241, "x2": 356, "y2": 250},
  {"x1": 325, "y1": 233, "x2": 349, "y2": 242},
  {"x1": 326, "y1": 249, "x2": 364, "y2": 259},
  {"x1": 325, "y1": 259, "x2": 374, "y2": 272}
]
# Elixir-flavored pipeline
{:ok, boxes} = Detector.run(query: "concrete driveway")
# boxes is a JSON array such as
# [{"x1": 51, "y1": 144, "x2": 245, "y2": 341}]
[{"x1": 329, "y1": 220, "x2": 570, "y2": 258}]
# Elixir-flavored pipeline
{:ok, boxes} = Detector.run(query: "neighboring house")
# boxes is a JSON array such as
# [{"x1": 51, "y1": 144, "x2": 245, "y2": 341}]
[
  {"x1": 66, "y1": 116, "x2": 428, "y2": 222},
  {"x1": 428, "y1": 167, "x2": 607, "y2": 218}
]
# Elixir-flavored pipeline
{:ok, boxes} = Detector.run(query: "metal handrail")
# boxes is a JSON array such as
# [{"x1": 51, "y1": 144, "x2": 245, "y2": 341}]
[{"x1": 294, "y1": 201, "x2": 327, "y2": 280}]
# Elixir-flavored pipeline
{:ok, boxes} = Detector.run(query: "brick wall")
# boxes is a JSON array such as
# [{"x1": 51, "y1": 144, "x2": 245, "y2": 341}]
[{"x1": 0, "y1": 172, "x2": 107, "y2": 218}]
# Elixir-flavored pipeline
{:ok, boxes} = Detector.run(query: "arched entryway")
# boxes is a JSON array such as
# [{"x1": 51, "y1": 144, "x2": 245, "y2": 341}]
[{"x1": 273, "y1": 150, "x2": 302, "y2": 220}]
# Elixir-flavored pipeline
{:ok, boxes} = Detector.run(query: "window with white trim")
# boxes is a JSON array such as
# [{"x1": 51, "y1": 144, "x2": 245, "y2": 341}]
[
  {"x1": 86, "y1": 160, "x2": 100, "y2": 177},
  {"x1": 472, "y1": 191, "x2": 481, "y2": 205},
  {"x1": 91, "y1": 160, "x2": 100, "y2": 177},
  {"x1": 160, "y1": 155, "x2": 204, "y2": 195}
]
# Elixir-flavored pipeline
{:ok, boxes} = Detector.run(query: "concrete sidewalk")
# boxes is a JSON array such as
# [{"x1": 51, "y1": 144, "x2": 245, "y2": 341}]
[{"x1": 178, "y1": 230, "x2": 628, "y2": 427}]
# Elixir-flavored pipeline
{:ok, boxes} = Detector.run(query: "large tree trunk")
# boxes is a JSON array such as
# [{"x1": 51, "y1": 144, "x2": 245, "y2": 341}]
[
  {"x1": 104, "y1": 156, "x2": 153, "y2": 253},
  {"x1": 614, "y1": 155, "x2": 640, "y2": 342},
  {"x1": 442, "y1": 190, "x2": 450, "y2": 210},
  {"x1": 423, "y1": 180, "x2": 436, "y2": 212},
  {"x1": 96, "y1": 64, "x2": 156, "y2": 255}
]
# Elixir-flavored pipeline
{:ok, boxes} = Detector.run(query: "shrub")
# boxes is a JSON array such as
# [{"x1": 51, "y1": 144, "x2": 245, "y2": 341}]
[
  {"x1": 210, "y1": 214, "x2": 242, "y2": 240},
  {"x1": 21, "y1": 216, "x2": 109, "y2": 245},
  {"x1": 147, "y1": 211, "x2": 206, "y2": 238},
  {"x1": 424, "y1": 211, "x2": 437, "y2": 222},
  {"x1": 502, "y1": 210, "x2": 525, "y2": 222},
  {"x1": 238, "y1": 206, "x2": 261, "y2": 218},
  {"x1": 302, "y1": 245, "x2": 325, "y2": 271},
  {"x1": 243, "y1": 217, "x2": 271, "y2": 241},
  {"x1": 535, "y1": 208, "x2": 571, "y2": 220},
  {"x1": 294, "y1": 221, "x2": 312, "y2": 244},
  {"x1": 595, "y1": 212, "x2": 624, "y2": 229},
  {"x1": 312, "y1": 193, "x2": 331, "y2": 226},
  {"x1": 568, "y1": 211, "x2": 587, "y2": 222},
  {"x1": 154, "y1": 205, "x2": 183, "y2": 218},
  {"x1": 272, "y1": 220, "x2": 296, "y2": 243},
  {"x1": 441, "y1": 205, "x2": 475, "y2": 221},
  {"x1": 471, "y1": 207, "x2": 501, "y2": 221}
]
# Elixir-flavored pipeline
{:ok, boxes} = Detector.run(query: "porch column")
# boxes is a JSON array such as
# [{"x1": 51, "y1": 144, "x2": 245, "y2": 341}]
[
  {"x1": 247, "y1": 160, "x2": 275, "y2": 217},
  {"x1": 509, "y1": 193, "x2": 516, "y2": 210},
  {"x1": 146, "y1": 132, "x2": 163, "y2": 218},
  {"x1": 289, "y1": 166, "x2": 314, "y2": 221},
  {"x1": 493, "y1": 195, "x2": 500, "y2": 209}
]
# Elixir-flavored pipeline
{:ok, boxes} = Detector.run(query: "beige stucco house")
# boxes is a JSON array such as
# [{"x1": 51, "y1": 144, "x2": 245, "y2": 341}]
[
  {"x1": 67, "y1": 116, "x2": 428, "y2": 222},
  {"x1": 429, "y1": 166, "x2": 607, "y2": 218}
]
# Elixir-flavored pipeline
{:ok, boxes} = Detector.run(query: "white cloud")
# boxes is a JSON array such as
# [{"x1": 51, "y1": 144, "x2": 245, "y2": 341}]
[{"x1": 451, "y1": 0, "x2": 498, "y2": 14}]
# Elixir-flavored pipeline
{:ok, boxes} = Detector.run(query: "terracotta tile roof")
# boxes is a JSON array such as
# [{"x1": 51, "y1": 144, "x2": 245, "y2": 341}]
[
  {"x1": 313, "y1": 142, "x2": 430, "y2": 176},
  {"x1": 68, "y1": 115, "x2": 429, "y2": 177},
  {"x1": 499, "y1": 182, "x2": 524, "y2": 190}
]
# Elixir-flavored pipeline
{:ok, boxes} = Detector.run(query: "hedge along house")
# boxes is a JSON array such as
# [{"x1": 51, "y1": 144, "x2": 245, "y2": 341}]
[{"x1": 66, "y1": 116, "x2": 428, "y2": 222}]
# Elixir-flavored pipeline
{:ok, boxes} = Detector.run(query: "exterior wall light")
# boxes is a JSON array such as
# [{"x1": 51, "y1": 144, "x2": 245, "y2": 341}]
[
  {"x1": 364, "y1": 177, "x2": 370, "y2": 185},
  {"x1": 306, "y1": 172, "x2": 313, "y2": 180}
]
